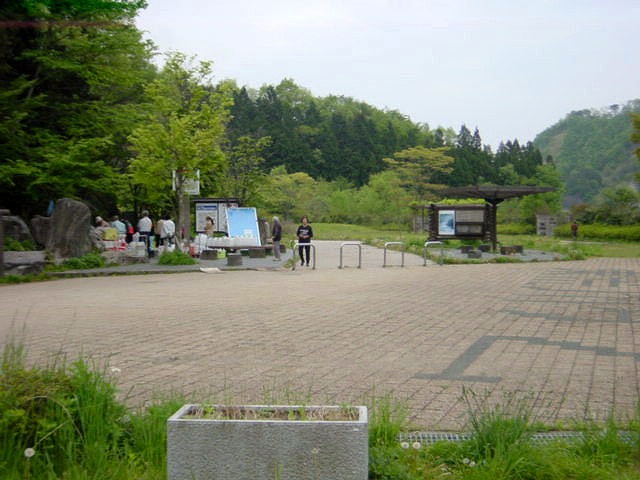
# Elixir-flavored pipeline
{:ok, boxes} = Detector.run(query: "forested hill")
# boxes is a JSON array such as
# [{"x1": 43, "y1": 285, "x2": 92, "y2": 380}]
[
  {"x1": 227, "y1": 79, "x2": 443, "y2": 186},
  {"x1": 533, "y1": 100, "x2": 640, "y2": 205}
]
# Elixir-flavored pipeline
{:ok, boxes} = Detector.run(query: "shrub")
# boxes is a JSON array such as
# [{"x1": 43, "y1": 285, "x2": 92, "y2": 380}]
[
  {"x1": 157, "y1": 249, "x2": 196, "y2": 265},
  {"x1": 47, "y1": 252, "x2": 106, "y2": 271},
  {"x1": 4, "y1": 236, "x2": 37, "y2": 251},
  {"x1": 498, "y1": 223, "x2": 536, "y2": 235},
  {"x1": 555, "y1": 223, "x2": 640, "y2": 242}
]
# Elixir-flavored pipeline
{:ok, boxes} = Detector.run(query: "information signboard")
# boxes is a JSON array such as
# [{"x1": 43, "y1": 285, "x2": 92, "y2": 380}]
[
  {"x1": 194, "y1": 198, "x2": 239, "y2": 233},
  {"x1": 227, "y1": 207, "x2": 261, "y2": 246}
]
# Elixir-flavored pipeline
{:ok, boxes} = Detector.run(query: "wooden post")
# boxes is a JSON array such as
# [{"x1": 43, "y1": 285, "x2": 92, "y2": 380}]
[{"x1": 0, "y1": 209, "x2": 10, "y2": 277}]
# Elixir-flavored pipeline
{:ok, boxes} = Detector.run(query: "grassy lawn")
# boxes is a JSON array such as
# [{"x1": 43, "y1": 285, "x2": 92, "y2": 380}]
[{"x1": 300, "y1": 223, "x2": 640, "y2": 259}]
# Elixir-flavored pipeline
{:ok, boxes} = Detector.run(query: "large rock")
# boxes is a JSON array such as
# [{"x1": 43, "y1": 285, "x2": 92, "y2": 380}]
[
  {"x1": 3, "y1": 251, "x2": 46, "y2": 275},
  {"x1": 30, "y1": 215, "x2": 51, "y2": 247},
  {"x1": 2, "y1": 215, "x2": 34, "y2": 243},
  {"x1": 46, "y1": 198, "x2": 93, "y2": 258}
]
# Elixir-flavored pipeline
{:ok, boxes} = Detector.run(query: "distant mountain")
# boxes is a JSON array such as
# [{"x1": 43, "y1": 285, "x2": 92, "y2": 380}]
[{"x1": 533, "y1": 100, "x2": 640, "y2": 205}]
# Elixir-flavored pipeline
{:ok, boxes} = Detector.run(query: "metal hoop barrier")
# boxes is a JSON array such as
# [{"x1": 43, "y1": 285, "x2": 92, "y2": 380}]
[
  {"x1": 292, "y1": 242, "x2": 316, "y2": 270},
  {"x1": 339, "y1": 242, "x2": 363, "y2": 269},
  {"x1": 383, "y1": 241, "x2": 405, "y2": 268},
  {"x1": 423, "y1": 241, "x2": 444, "y2": 266}
]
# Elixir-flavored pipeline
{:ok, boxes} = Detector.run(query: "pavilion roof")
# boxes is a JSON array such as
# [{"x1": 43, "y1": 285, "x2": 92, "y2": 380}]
[{"x1": 437, "y1": 185, "x2": 555, "y2": 203}]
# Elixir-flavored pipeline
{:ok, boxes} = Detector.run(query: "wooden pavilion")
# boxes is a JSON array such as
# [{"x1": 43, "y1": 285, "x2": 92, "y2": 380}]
[{"x1": 428, "y1": 185, "x2": 556, "y2": 251}]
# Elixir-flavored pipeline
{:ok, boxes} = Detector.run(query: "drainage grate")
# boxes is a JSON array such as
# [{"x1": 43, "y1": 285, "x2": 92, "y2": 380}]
[{"x1": 399, "y1": 431, "x2": 639, "y2": 446}]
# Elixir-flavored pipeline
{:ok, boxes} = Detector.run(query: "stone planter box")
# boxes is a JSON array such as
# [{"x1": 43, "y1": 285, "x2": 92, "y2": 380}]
[{"x1": 167, "y1": 404, "x2": 368, "y2": 480}]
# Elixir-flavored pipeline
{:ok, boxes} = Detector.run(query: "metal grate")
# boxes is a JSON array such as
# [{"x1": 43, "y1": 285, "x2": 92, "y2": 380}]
[{"x1": 399, "y1": 431, "x2": 640, "y2": 446}]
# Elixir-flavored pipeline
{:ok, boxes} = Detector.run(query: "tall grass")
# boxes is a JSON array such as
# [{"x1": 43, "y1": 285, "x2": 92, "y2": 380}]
[
  {"x1": 3, "y1": 337, "x2": 640, "y2": 479},
  {"x1": 0, "y1": 339, "x2": 174, "y2": 479}
]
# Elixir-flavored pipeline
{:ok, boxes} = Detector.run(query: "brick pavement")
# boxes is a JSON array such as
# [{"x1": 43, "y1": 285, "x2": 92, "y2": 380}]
[{"x1": 1, "y1": 241, "x2": 639, "y2": 430}]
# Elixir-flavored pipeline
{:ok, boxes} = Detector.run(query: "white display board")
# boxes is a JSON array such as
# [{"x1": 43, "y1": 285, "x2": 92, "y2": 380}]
[{"x1": 227, "y1": 207, "x2": 261, "y2": 246}]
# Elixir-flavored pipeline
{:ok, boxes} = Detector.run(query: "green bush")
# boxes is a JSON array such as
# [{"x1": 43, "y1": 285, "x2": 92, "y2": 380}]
[
  {"x1": 47, "y1": 252, "x2": 106, "y2": 271},
  {"x1": 4, "y1": 236, "x2": 37, "y2": 251},
  {"x1": 157, "y1": 249, "x2": 196, "y2": 265},
  {"x1": 555, "y1": 223, "x2": 640, "y2": 242},
  {"x1": 498, "y1": 223, "x2": 536, "y2": 235}
]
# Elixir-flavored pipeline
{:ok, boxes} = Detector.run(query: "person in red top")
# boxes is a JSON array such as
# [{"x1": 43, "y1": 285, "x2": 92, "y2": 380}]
[{"x1": 296, "y1": 215, "x2": 313, "y2": 266}]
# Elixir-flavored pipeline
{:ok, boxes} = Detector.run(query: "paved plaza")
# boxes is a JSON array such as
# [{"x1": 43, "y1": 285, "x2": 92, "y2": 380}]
[{"x1": 1, "y1": 241, "x2": 639, "y2": 430}]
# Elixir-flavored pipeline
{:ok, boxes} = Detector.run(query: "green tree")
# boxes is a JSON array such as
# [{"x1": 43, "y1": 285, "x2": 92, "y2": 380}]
[
  {"x1": 0, "y1": 0, "x2": 154, "y2": 217},
  {"x1": 259, "y1": 166, "x2": 320, "y2": 222},
  {"x1": 441, "y1": 125, "x2": 495, "y2": 186},
  {"x1": 384, "y1": 146, "x2": 454, "y2": 201},
  {"x1": 632, "y1": 112, "x2": 640, "y2": 179},
  {"x1": 128, "y1": 53, "x2": 232, "y2": 238},
  {"x1": 352, "y1": 170, "x2": 412, "y2": 226},
  {"x1": 223, "y1": 135, "x2": 272, "y2": 205},
  {"x1": 591, "y1": 185, "x2": 640, "y2": 225},
  {"x1": 517, "y1": 164, "x2": 564, "y2": 224}
]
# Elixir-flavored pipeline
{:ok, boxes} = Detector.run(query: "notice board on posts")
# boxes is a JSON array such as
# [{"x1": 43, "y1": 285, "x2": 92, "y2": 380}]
[
  {"x1": 428, "y1": 204, "x2": 488, "y2": 240},
  {"x1": 193, "y1": 198, "x2": 239, "y2": 234},
  {"x1": 227, "y1": 207, "x2": 261, "y2": 246}
]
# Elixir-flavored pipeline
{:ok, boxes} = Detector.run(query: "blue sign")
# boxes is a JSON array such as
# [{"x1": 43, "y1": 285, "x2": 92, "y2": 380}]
[{"x1": 227, "y1": 207, "x2": 261, "y2": 246}]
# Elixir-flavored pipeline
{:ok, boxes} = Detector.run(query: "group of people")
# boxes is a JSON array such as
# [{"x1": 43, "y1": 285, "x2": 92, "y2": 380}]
[
  {"x1": 95, "y1": 211, "x2": 176, "y2": 256},
  {"x1": 96, "y1": 210, "x2": 315, "y2": 264}
]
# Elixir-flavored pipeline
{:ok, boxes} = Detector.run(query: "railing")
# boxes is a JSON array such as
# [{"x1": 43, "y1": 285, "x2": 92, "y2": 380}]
[
  {"x1": 338, "y1": 242, "x2": 362, "y2": 269},
  {"x1": 423, "y1": 241, "x2": 444, "y2": 266},
  {"x1": 291, "y1": 242, "x2": 316, "y2": 270},
  {"x1": 383, "y1": 242, "x2": 405, "y2": 267}
]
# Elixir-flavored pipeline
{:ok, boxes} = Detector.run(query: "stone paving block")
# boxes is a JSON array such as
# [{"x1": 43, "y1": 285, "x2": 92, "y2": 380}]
[{"x1": 0, "y1": 245, "x2": 639, "y2": 430}]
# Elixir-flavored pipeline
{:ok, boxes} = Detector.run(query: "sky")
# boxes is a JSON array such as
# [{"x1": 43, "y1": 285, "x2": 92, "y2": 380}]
[{"x1": 136, "y1": 0, "x2": 640, "y2": 150}]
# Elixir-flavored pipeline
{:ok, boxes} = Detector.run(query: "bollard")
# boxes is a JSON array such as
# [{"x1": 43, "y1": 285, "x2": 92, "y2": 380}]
[
  {"x1": 423, "y1": 241, "x2": 444, "y2": 266},
  {"x1": 339, "y1": 242, "x2": 362, "y2": 269},
  {"x1": 383, "y1": 242, "x2": 405, "y2": 267}
]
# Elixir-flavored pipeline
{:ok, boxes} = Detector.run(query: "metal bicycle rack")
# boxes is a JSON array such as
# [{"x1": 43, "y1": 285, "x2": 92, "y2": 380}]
[
  {"x1": 292, "y1": 242, "x2": 316, "y2": 270},
  {"x1": 423, "y1": 241, "x2": 444, "y2": 266},
  {"x1": 383, "y1": 241, "x2": 405, "y2": 267},
  {"x1": 338, "y1": 242, "x2": 363, "y2": 269}
]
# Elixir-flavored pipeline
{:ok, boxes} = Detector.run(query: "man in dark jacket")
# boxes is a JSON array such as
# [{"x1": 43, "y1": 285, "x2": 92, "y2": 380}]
[{"x1": 271, "y1": 216, "x2": 282, "y2": 261}]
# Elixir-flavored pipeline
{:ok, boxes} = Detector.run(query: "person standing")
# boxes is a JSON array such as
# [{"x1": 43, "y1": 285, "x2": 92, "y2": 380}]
[
  {"x1": 271, "y1": 216, "x2": 282, "y2": 261},
  {"x1": 111, "y1": 215, "x2": 126, "y2": 236},
  {"x1": 205, "y1": 216, "x2": 215, "y2": 237},
  {"x1": 571, "y1": 220, "x2": 579, "y2": 240},
  {"x1": 137, "y1": 210, "x2": 153, "y2": 256},
  {"x1": 296, "y1": 215, "x2": 313, "y2": 266},
  {"x1": 155, "y1": 217, "x2": 164, "y2": 249},
  {"x1": 161, "y1": 214, "x2": 176, "y2": 246}
]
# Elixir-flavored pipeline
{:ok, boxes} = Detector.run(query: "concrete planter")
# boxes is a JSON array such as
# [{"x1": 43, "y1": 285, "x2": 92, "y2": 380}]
[{"x1": 167, "y1": 404, "x2": 368, "y2": 480}]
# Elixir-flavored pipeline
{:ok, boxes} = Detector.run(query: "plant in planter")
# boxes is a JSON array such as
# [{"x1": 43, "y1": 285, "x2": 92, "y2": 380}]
[{"x1": 167, "y1": 404, "x2": 368, "y2": 480}]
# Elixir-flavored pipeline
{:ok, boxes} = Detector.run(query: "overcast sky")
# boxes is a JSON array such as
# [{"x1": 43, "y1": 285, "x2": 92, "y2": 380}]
[{"x1": 136, "y1": 0, "x2": 639, "y2": 150}]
